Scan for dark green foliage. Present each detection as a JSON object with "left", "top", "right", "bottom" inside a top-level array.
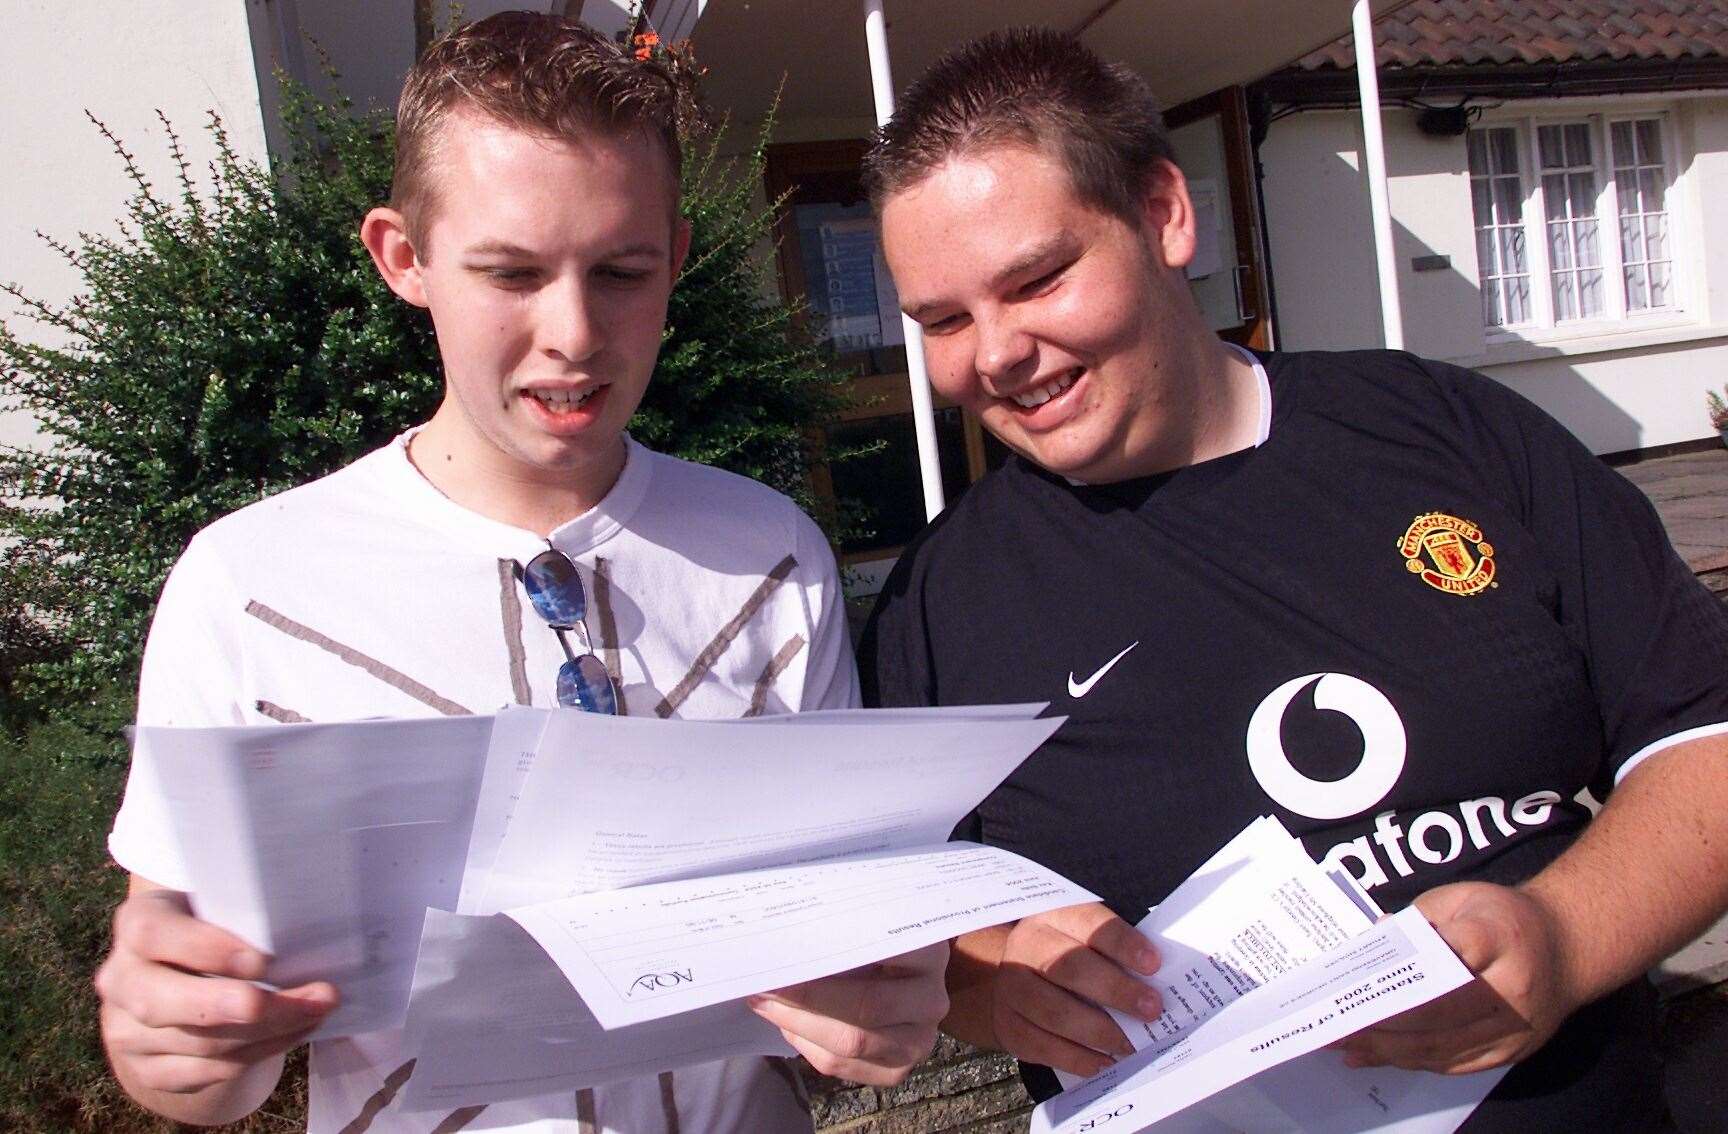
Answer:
[
  {"left": 0, "top": 87, "right": 436, "bottom": 707},
  {"left": 636, "top": 123, "right": 856, "bottom": 533},
  {"left": 0, "top": 82, "right": 853, "bottom": 707}
]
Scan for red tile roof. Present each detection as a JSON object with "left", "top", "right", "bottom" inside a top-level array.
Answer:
[{"left": 1298, "top": 0, "right": 1728, "bottom": 70}]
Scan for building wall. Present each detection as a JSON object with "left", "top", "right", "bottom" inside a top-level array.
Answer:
[
  {"left": 1261, "top": 97, "right": 1728, "bottom": 454},
  {"left": 0, "top": 0, "right": 273, "bottom": 451}
]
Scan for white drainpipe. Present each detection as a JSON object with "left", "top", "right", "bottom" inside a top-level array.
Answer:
[
  {"left": 863, "top": 0, "right": 947, "bottom": 520},
  {"left": 1353, "top": 0, "right": 1404, "bottom": 350}
]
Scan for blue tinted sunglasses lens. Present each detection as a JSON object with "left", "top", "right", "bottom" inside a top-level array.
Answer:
[
  {"left": 522, "top": 550, "right": 587, "bottom": 627},
  {"left": 557, "top": 653, "right": 618, "bottom": 715}
]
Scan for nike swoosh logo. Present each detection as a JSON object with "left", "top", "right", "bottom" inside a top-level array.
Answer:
[{"left": 1067, "top": 642, "right": 1140, "bottom": 698}]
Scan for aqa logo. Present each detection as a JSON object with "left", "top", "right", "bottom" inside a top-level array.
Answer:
[
  {"left": 1399, "top": 512, "right": 1496, "bottom": 596},
  {"left": 629, "top": 969, "right": 694, "bottom": 996}
]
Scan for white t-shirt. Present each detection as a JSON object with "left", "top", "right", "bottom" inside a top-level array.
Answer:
[{"left": 110, "top": 431, "right": 857, "bottom": 1134}]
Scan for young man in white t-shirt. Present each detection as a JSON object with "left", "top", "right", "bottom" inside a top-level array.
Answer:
[{"left": 94, "top": 13, "right": 948, "bottom": 1132}]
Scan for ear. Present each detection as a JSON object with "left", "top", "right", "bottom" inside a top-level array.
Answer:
[
  {"left": 360, "top": 207, "right": 430, "bottom": 308},
  {"left": 669, "top": 216, "right": 693, "bottom": 279},
  {"left": 1134, "top": 159, "right": 1198, "bottom": 273}
]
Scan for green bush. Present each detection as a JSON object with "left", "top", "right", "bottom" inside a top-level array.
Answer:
[{"left": 0, "top": 80, "right": 853, "bottom": 708}]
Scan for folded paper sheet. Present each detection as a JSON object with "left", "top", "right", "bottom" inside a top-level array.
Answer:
[
  {"left": 136, "top": 702, "right": 1097, "bottom": 1107},
  {"left": 1042, "top": 817, "right": 1505, "bottom": 1134}
]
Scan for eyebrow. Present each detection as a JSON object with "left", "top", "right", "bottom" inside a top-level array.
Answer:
[
  {"left": 462, "top": 239, "right": 667, "bottom": 260},
  {"left": 901, "top": 232, "right": 1078, "bottom": 320},
  {"left": 988, "top": 233, "right": 1077, "bottom": 290}
]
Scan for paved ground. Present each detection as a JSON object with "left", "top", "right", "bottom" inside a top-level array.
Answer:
[
  {"left": 1620, "top": 443, "right": 1728, "bottom": 1132},
  {"left": 1621, "top": 445, "right": 1728, "bottom": 574}
]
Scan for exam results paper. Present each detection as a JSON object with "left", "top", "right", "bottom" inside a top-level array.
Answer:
[
  {"left": 133, "top": 703, "right": 1100, "bottom": 1104},
  {"left": 402, "top": 705, "right": 1100, "bottom": 1108},
  {"left": 1042, "top": 817, "right": 1506, "bottom": 1133}
]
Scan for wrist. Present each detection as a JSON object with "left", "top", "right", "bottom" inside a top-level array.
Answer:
[{"left": 1515, "top": 878, "right": 1596, "bottom": 1012}]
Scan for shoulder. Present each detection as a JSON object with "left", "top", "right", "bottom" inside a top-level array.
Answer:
[
  {"left": 631, "top": 446, "right": 837, "bottom": 582},
  {"left": 1267, "top": 348, "right": 1536, "bottom": 423},
  {"left": 186, "top": 443, "right": 404, "bottom": 559},
  {"left": 1267, "top": 348, "right": 1579, "bottom": 470},
  {"left": 874, "top": 460, "right": 1032, "bottom": 597}
]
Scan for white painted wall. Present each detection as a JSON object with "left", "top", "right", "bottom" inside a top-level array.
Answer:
[
  {"left": 1261, "top": 98, "right": 1728, "bottom": 454},
  {"left": 1, "top": 0, "right": 272, "bottom": 452}
]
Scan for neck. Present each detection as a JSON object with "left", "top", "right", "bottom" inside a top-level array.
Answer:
[
  {"left": 1182, "top": 336, "right": 1262, "bottom": 466},
  {"left": 407, "top": 406, "right": 626, "bottom": 537}
]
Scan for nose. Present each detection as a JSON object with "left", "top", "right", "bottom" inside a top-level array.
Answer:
[
  {"left": 972, "top": 310, "right": 1036, "bottom": 392},
  {"left": 540, "top": 276, "right": 603, "bottom": 365}
]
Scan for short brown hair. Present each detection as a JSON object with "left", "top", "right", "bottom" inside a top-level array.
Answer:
[
  {"left": 393, "top": 11, "right": 684, "bottom": 249},
  {"left": 862, "top": 27, "right": 1175, "bottom": 224}
]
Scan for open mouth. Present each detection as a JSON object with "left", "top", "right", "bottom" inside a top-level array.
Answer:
[
  {"left": 1008, "top": 369, "right": 1080, "bottom": 410},
  {"left": 526, "top": 387, "right": 600, "bottom": 412}
]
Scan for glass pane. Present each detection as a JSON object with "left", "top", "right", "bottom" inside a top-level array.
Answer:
[
  {"left": 1569, "top": 172, "right": 1596, "bottom": 217},
  {"left": 1612, "top": 121, "right": 1634, "bottom": 165},
  {"left": 1538, "top": 125, "right": 1565, "bottom": 169},
  {"left": 1579, "top": 268, "right": 1604, "bottom": 318},
  {"left": 1483, "top": 280, "right": 1503, "bottom": 327},
  {"left": 1467, "top": 130, "right": 1489, "bottom": 173},
  {"left": 1577, "top": 219, "right": 1600, "bottom": 268},
  {"left": 1553, "top": 270, "right": 1576, "bottom": 321},
  {"left": 1646, "top": 214, "right": 1667, "bottom": 261},
  {"left": 829, "top": 409, "right": 970, "bottom": 554},
  {"left": 1564, "top": 123, "right": 1592, "bottom": 166},
  {"left": 1636, "top": 119, "right": 1663, "bottom": 164},
  {"left": 1501, "top": 228, "right": 1528, "bottom": 275},
  {"left": 1625, "top": 264, "right": 1648, "bottom": 311},
  {"left": 1470, "top": 178, "right": 1492, "bottom": 224},
  {"left": 1476, "top": 227, "right": 1497, "bottom": 274},
  {"left": 1650, "top": 261, "right": 1672, "bottom": 308},
  {"left": 1615, "top": 168, "right": 1640, "bottom": 214},
  {"left": 1620, "top": 216, "right": 1644, "bottom": 263},
  {"left": 1549, "top": 222, "right": 1573, "bottom": 271},
  {"left": 1492, "top": 129, "right": 1520, "bottom": 175},
  {"left": 1644, "top": 166, "right": 1668, "bottom": 207},
  {"left": 1541, "top": 174, "right": 1566, "bottom": 219},
  {"left": 1507, "top": 276, "right": 1531, "bottom": 325},
  {"left": 1494, "top": 177, "right": 1523, "bottom": 223}
]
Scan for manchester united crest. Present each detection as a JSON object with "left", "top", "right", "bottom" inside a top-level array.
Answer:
[{"left": 1399, "top": 512, "right": 1496, "bottom": 595}]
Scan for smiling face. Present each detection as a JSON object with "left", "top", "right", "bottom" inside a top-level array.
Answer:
[
  {"left": 364, "top": 109, "right": 688, "bottom": 521},
  {"left": 880, "top": 143, "right": 1223, "bottom": 484}
]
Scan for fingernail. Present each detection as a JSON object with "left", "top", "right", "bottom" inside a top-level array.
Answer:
[
  {"left": 230, "top": 950, "right": 265, "bottom": 979},
  {"left": 1138, "top": 948, "right": 1160, "bottom": 972},
  {"left": 1137, "top": 993, "right": 1162, "bottom": 1018}
]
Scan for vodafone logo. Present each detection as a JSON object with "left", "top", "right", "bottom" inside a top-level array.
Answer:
[{"left": 1246, "top": 673, "right": 1407, "bottom": 820}]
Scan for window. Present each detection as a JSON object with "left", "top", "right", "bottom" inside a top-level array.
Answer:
[{"left": 1466, "top": 113, "right": 1679, "bottom": 334}]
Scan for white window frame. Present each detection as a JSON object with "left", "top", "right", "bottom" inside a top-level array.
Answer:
[{"left": 1467, "top": 107, "right": 1689, "bottom": 344}]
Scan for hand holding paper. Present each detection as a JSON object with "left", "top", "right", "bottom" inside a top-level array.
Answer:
[
  {"left": 748, "top": 941, "right": 950, "bottom": 1085},
  {"left": 95, "top": 883, "right": 336, "bottom": 1108},
  {"left": 977, "top": 903, "right": 1164, "bottom": 1078},
  {"left": 1336, "top": 880, "right": 1573, "bottom": 1075}
]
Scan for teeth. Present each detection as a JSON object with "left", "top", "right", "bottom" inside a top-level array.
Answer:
[
  {"left": 531, "top": 388, "right": 596, "bottom": 410},
  {"left": 1011, "top": 370, "right": 1077, "bottom": 409}
]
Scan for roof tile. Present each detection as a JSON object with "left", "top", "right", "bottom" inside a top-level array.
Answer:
[{"left": 1296, "top": 0, "right": 1728, "bottom": 70}]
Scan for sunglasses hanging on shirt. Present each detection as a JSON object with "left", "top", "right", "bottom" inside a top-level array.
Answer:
[{"left": 516, "top": 548, "right": 619, "bottom": 715}]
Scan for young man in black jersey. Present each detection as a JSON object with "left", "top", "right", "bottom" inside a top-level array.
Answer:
[{"left": 859, "top": 27, "right": 1728, "bottom": 1131}]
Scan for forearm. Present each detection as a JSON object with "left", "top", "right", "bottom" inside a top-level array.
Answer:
[
  {"left": 943, "top": 924, "right": 1009, "bottom": 1050},
  {"left": 1521, "top": 736, "right": 1728, "bottom": 1007},
  {"left": 103, "top": 1003, "right": 285, "bottom": 1126}
]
